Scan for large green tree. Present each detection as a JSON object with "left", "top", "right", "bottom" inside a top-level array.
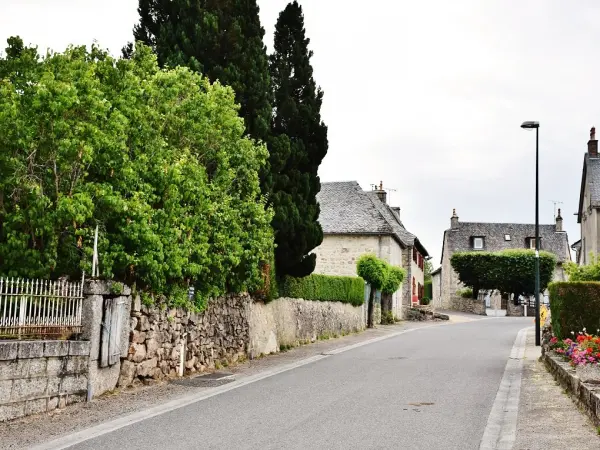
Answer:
[
  {"left": 125, "top": 0, "right": 272, "bottom": 152},
  {"left": 0, "top": 38, "right": 273, "bottom": 308},
  {"left": 269, "top": 1, "right": 328, "bottom": 277}
]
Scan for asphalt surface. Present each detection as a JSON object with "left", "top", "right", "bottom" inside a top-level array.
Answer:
[{"left": 64, "top": 317, "right": 529, "bottom": 450}]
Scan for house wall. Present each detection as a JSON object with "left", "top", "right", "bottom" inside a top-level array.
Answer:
[
  {"left": 431, "top": 271, "right": 442, "bottom": 308},
  {"left": 580, "top": 181, "right": 600, "bottom": 265},
  {"left": 313, "top": 234, "right": 405, "bottom": 318}
]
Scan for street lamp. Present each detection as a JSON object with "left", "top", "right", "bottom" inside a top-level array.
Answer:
[{"left": 521, "top": 120, "right": 541, "bottom": 346}]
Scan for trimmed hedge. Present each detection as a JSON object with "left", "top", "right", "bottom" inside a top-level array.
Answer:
[
  {"left": 281, "top": 274, "right": 365, "bottom": 307},
  {"left": 549, "top": 281, "right": 600, "bottom": 339}
]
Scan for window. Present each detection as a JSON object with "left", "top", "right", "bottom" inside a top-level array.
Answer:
[
  {"left": 413, "top": 248, "right": 417, "bottom": 263},
  {"left": 472, "top": 237, "right": 484, "bottom": 250},
  {"left": 504, "top": 234, "right": 511, "bottom": 241},
  {"left": 527, "top": 237, "right": 538, "bottom": 249}
]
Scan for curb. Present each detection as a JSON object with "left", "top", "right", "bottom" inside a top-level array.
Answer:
[{"left": 542, "top": 351, "right": 600, "bottom": 427}]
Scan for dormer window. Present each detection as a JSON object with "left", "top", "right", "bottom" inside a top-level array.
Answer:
[
  {"left": 472, "top": 237, "right": 484, "bottom": 250},
  {"left": 504, "top": 234, "right": 511, "bottom": 241},
  {"left": 527, "top": 237, "right": 538, "bottom": 249}
]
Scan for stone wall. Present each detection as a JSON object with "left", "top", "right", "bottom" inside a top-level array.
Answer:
[
  {"left": 0, "top": 340, "right": 90, "bottom": 422},
  {"left": 247, "top": 298, "right": 365, "bottom": 358},
  {"left": 118, "top": 294, "right": 250, "bottom": 386},
  {"left": 442, "top": 295, "right": 486, "bottom": 315}
]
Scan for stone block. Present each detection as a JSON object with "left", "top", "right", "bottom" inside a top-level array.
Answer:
[
  {"left": 0, "top": 342, "right": 18, "bottom": 361},
  {"left": 131, "top": 343, "right": 146, "bottom": 363},
  {"left": 28, "top": 358, "right": 47, "bottom": 377},
  {"left": 118, "top": 360, "right": 136, "bottom": 387},
  {"left": 132, "top": 331, "right": 146, "bottom": 344},
  {"left": 46, "top": 357, "right": 64, "bottom": 375},
  {"left": 11, "top": 377, "right": 47, "bottom": 401},
  {"left": 17, "top": 341, "right": 44, "bottom": 359},
  {"left": 61, "top": 375, "right": 87, "bottom": 393},
  {"left": 69, "top": 341, "right": 90, "bottom": 356},
  {"left": 146, "top": 339, "right": 159, "bottom": 359},
  {"left": 0, "top": 359, "right": 29, "bottom": 381},
  {"left": 136, "top": 358, "right": 157, "bottom": 377},
  {"left": 81, "top": 294, "right": 103, "bottom": 354},
  {"left": 67, "top": 392, "right": 86, "bottom": 405},
  {"left": 66, "top": 356, "right": 88, "bottom": 374},
  {"left": 44, "top": 341, "right": 69, "bottom": 357},
  {"left": 0, "top": 402, "right": 25, "bottom": 422},
  {"left": 47, "top": 396, "right": 59, "bottom": 411},
  {"left": 46, "top": 377, "right": 62, "bottom": 396},
  {"left": 25, "top": 398, "right": 48, "bottom": 416},
  {"left": 0, "top": 380, "right": 12, "bottom": 402},
  {"left": 88, "top": 362, "right": 120, "bottom": 398},
  {"left": 84, "top": 280, "right": 110, "bottom": 295}
]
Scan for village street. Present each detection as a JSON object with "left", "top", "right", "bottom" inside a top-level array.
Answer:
[{"left": 19, "top": 316, "right": 597, "bottom": 450}]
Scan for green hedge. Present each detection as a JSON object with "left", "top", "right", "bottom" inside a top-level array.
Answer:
[
  {"left": 281, "top": 274, "right": 365, "bottom": 307},
  {"left": 549, "top": 281, "right": 600, "bottom": 339}
]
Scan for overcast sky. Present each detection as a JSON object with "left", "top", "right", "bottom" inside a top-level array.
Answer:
[{"left": 2, "top": 0, "right": 596, "bottom": 265}]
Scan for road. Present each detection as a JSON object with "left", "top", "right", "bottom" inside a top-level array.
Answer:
[{"left": 54, "top": 317, "right": 530, "bottom": 450}]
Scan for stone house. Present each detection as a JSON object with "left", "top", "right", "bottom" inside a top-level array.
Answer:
[
  {"left": 439, "top": 209, "right": 571, "bottom": 312},
  {"left": 576, "top": 127, "right": 600, "bottom": 265},
  {"left": 313, "top": 181, "right": 430, "bottom": 318}
]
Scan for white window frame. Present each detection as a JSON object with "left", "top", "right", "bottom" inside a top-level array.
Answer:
[
  {"left": 473, "top": 237, "right": 484, "bottom": 250},
  {"left": 528, "top": 238, "right": 537, "bottom": 249},
  {"left": 504, "top": 234, "right": 511, "bottom": 241}
]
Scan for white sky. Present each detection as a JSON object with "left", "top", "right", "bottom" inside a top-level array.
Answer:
[{"left": 2, "top": 0, "right": 597, "bottom": 264}]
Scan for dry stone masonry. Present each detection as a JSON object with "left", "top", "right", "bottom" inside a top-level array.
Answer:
[{"left": 119, "top": 294, "right": 250, "bottom": 386}]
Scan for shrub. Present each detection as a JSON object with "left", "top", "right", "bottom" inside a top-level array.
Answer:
[
  {"left": 0, "top": 38, "right": 274, "bottom": 309},
  {"left": 457, "top": 288, "right": 473, "bottom": 298},
  {"left": 280, "top": 274, "right": 364, "bottom": 307},
  {"left": 451, "top": 249, "right": 556, "bottom": 298},
  {"left": 549, "top": 282, "right": 600, "bottom": 339},
  {"left": 421, "top": 297, "right": 431, "bottom": 305},
  {"left": 381, "top": 310, "right": 395, "bottom": 325}
]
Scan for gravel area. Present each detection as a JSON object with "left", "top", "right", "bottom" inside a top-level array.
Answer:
[
  {"left": 0, "top": 320, "right": 435, "bottom": 450},
  {"left": 514, "top": 331, "right": 600, "bottom": 449}
]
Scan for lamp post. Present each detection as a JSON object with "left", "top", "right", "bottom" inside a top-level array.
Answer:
[{"left": 521, "top": 120, "right": 541, "bottom": 346}]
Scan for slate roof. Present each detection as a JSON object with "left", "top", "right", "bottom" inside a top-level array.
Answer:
[
  {"left": 441, "top": 221, "right": 571, "bottom": 264},
  {"left": 317, "top": 181, "right": 429, "bottom": 255},
  {"left": 578, "top": 154, "right": 600, "bottom": 222}
]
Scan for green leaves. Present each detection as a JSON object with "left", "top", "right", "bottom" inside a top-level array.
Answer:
[
  {"left": 549, "top": 282, "right": 600, "bottom": 339},
  {"left": 450, "top": 249, "right": 557, "bottom": 297},
  {"left": 281, "top": 274, "right": 364, "bottom": 307},
  {"left": 382, "top": 265, "right": 406, "bottom": 295},
  {"left": 0, "top": 38, "right": 274, "bottom": 309}
]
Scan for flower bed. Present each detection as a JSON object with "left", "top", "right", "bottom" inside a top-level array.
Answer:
[{"left": 549, "top": 329, "right": 600, "bottom": 373}]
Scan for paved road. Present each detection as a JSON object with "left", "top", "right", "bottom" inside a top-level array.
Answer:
[{"left": 68, "top": 318, "right": 529, "bottom": 450}]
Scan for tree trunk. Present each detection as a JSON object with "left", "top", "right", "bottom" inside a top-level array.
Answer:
[
  {"left": 367, "top": 289, "right": 374, "bottom": 328},
  {"left": 382, "top": 292, "right": 393, "bottom": 315}
]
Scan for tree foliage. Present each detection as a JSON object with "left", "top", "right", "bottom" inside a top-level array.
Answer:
[
  {"left": 564, "top": 256, "right": 600, "bottom": 281},
  {"left": 356, "top": 254, "right": 387, "bottom": 290},
  {"left": 549, "top": 282, "right": 600, "bottom": 339},
  {"left": 381, "top": 265, "right": 406, "bottom": 295},
  {"left": 127, "top": 0, "right": 272, "bottom": 158},
  {"left": 281, "top": 274, "right": 364, "bottom": 306},
  {"left": 0, "top": 38, "right": 273, "bottom": 308},
  {"left": 450, "top": 249, "right": 556, "bottom": 298},
  {"left": 269, "top": 1, "right": 328, "bottom": 277}
]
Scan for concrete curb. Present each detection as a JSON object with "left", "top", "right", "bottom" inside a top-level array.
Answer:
[{"left": 542, "top": 351, "right": 600, "bottom": 427}]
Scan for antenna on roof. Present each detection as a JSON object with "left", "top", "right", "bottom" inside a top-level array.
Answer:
[{"left": 550, "top": 200, "right": 563, "bottom": 220}]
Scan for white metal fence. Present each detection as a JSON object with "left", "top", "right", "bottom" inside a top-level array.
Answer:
[{"left": 0, "top": 276, "right": 84, "bottom": 339}]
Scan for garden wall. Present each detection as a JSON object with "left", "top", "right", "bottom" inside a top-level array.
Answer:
[
  {"left": 0, "top": 340, "right": 90, "bottom": 422},
  {"left": 441, "top": 294, "right": 485, "bottom": 315},
  {"left": 247, "top": 298, "right": 365, "bottom": 358}
]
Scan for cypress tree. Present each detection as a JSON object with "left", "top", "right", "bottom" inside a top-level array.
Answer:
[
  {"left": 269, "top": 1, "right": 328, "bottom": 277},
  {"left": 125, "top": 0, "right": 272, "bottom": 147}
]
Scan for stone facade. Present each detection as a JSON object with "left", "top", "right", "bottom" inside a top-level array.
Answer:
[
  {"left": 313, "top": 234, "right": 404, "bottom": 318},
  {"left": 119, "top": 294, "right": 250, "bottom": 386},
  {"left": 0, "top": 340, "right": 90, "bottom": 422},
  {"left": 577, "top": 130, "right": 600, "bottom": 266},
  {"left": 247, "top": 298, "right": 365, "bottom": 358}
]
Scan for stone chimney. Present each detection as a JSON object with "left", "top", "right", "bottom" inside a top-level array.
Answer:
[
  {"left": 391, "top": 206, "right": 401, "bottom": 220},
  {"left": 589, "top": 127, "right": 598, "bottom": 157},
  {"left": 556, "top": 208, "right": 563, "bottom": 232},
  {"left": 451, "top": 209, "right": 459, "bottom": 229},
  {"left": 373, "top": 181, "right": 387, "bottom": 204}
]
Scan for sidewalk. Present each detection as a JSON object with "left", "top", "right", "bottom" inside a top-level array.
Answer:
[
  {"left": 513, "top": 330, "right": 600, "bottom": 449},
  {"left": 0, "top": 320, "right": 438, "bottom": 450}
]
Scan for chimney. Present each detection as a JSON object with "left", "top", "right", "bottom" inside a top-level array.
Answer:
[
  {"left": 374, "top": 180, "right": 387, "bottom": 204},
  {"left": 556, "top": 208, "right": 563, "bottom": 232},
  {"left": 391, "top": 206, "right": 401, "bottom": 220},
  {"left": 589, "top": 127, "right": 598, "bottom": 157},
  {"left": 451, "top": 208, "right": 459, "bottom": 229}
]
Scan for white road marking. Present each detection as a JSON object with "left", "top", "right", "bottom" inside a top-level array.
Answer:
[{"left": 479, "top": 326, "right": 531, "bottom": 450}]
